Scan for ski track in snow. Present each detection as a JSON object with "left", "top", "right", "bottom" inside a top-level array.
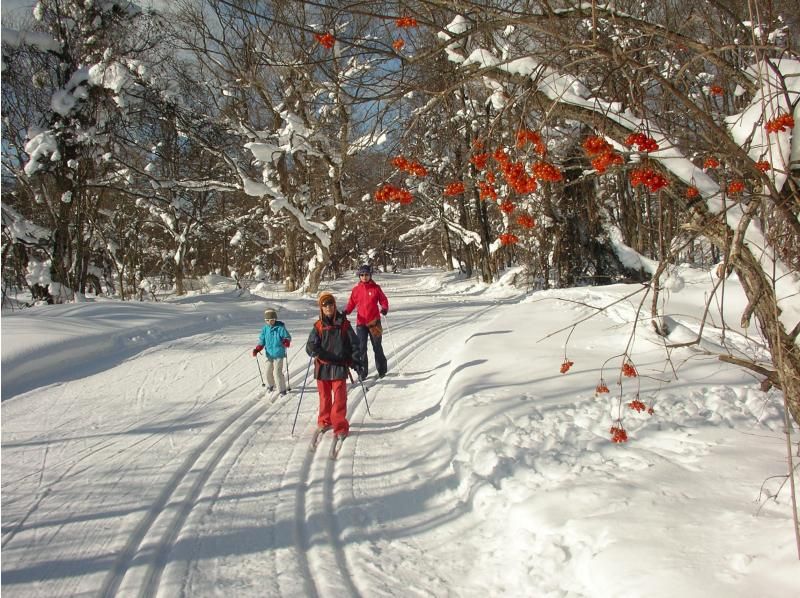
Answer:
[
  {"left": 0, "top": 274, "right": 518, "bottom": 597},
  {"left": 101, "top": 391, "right": 265, "bottom": 597},
  {"left": 304, "top": 295, "right": 503, "bottom": 597},
  {"left": 177, "top": 283, "right": 505, "bottom": 597},
  {"left": 4, "top": 270, "right": 797, "bottom": 597},
  {"left": 275, "top": 281, "right": 504, "bottom": 598}
]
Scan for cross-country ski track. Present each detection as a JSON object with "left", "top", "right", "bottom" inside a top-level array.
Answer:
[{"left": 2, "top": 273, "right": 518, "bottom": 597}]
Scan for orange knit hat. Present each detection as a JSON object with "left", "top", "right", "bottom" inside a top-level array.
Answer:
[{"left": 318, "top": 291, "right": 336, "bottom": 318}]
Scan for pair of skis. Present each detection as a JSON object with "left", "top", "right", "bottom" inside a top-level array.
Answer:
[
  {"left": 303, "top": 369, "right": 378, "bottom": 458},
  {"left": 309, "top": 425, "right": 346, "bottom": 459},
  {"left": 266, "top": 389, "right": 290, "bottom": 403}
]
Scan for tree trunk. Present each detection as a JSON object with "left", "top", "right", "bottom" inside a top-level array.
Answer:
[
  {"left": 51, "top": 189, "right": 75, "bottom": 302},
  {"left": 686, "top": 209, "right": 800, "bottom": 425},
  {"left": 305, "top": 245, "right": 329, "bottom": 295},
  {"left": 441, "top": 220, "right": 454, "bottom": 270},
  {"left": 284, "top": 227, "right": 298, "bottom": 292}
]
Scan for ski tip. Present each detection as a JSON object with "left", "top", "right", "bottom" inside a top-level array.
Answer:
[{"left": 328, "top": 435, "right": 347, "bottom": 459}]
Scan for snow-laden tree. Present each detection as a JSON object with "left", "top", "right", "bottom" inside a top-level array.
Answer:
[
  {"left": 388, "top": 2, "right": 800, "bottom": 426},
  {"left": 1, "top": 0, "right": 169, "bottom": 301},
  {"left": 369, "top": 6, "right": 654, "bottom": 286},
  {"left": 165, "top": 0, "right": 404, "bottom": 293}
]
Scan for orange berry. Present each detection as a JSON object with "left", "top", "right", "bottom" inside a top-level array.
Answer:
[{"left": 314, "top": 32, "right": 335, "bottom": 49}]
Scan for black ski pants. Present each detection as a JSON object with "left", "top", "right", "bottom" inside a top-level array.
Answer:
[{"left": 356, "top": 324, "right": 387, "bottom": 378}]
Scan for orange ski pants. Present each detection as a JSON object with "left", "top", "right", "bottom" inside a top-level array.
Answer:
[{"left": 317, "top": 378, "right": 349, "bottom": 436}]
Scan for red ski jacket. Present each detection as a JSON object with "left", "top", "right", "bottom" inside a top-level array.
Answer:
[{"left": 344, "top": 279, "right": 389, "bottom": 326}]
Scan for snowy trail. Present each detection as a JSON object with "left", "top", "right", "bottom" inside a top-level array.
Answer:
[
  {"left": 283, "top": 295, "right": 503, "bottom": 598},
  {"left": 0, "top": 272, "right": 512, "bottom": 597},
  {"left": 2, "top": 330, "right": 263, "bottom": 596},
  {"left": 170, "top": 283, "right": 510, "bottom": 597},
  {"left": 3, "top": 269, "right": 797, "bottom": 597}
]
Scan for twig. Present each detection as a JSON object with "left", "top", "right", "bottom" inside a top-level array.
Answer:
[{"left": 537, "top": 285, "right": 648, "bottom": 342}]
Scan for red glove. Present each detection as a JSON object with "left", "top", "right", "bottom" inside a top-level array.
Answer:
[
  {"left": 282, "top": 338, "right": 291, "bottom": 348},
  {"left": 252, "top": 345, "right": 263, "bottom": 357}
]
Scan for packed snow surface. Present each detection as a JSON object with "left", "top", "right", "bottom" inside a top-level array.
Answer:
[{"left": 2, "top": 268, "right": 797, "bottom": 597}]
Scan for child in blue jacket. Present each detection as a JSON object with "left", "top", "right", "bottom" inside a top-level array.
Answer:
[{"left": 252, "top": 308, "right": 292, "bottom": 395}]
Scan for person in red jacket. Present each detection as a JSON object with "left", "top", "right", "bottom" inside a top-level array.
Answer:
[{"left": 344, "top": 264, "right": 389, "bottom": 379}]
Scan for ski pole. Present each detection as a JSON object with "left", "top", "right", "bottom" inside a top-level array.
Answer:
[
  {"left": 291, "top": 354, "right": 314, "bottom": 436},
  {"left": 358, "top": 377, "right": 372, "bottom": 416},
  {"left": 285, "top": 349, "right": 291, "bottom": 391},
  {"left": 255, "top": 353, "right": 265, "bottom": 387},
  {"left": 349, "top": 370, "right": 372, "bottom": 417}
]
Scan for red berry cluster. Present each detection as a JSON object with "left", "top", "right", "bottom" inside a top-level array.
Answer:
[
  {"left": 595, "top": 381, "right": 610, "bottom": 394},
  {"left": 532, "top": 161, "right": 563, "bottom": 182},
  {"left": 392, "top": 156, "right": 428, "bottom": 177},
  {"left": 499, "top": 233, "right": 518, "bottom": 245},
  {"left": 628, "top": 399, "right": 647, "bottom": 412},
  {"left": 685, "top": 186, "right": 699, "bottom": 198},
  {"left": 709, "top": 85, "right": 724, "bottom": 96},
  {"left": 582, "top": 135, "right": 611, "bottom": 155},
  {"left": 582, "top": 136, "right": 623, "bottom": 173},
  {"left": 471, "top": 152, "right": 489, "bottom": 171},
  {"left": 478, "top": 181, "right": 497, "bottom": 201},
  {"left": 375, "top": 184, "right": 413, "bottom": 204},
  {"left": 765, "top": 113, "right": 795, "bottom": 134},
  {"left": 591, "top": 152, "right": 624, "bottom": 173},
  {"left": 621, "top": 361, "right": 637, "bottom": 377},
  {"left": 392, "top": 39, "right": 405, "bottom": 51},
  {"left": 516, "top": 214, "right": 535, "bottom": 229},
  {"left": 703, "top": 156, "right": 719, "bottom": 169},
  {"left": 629, "top": 167, "right": 669, "bottom": 192},
  {"left": 409, "top": 163, "right": 427, "bottom": 176},
  {"left": 493, "top": 147, "right": 509, "bottom": 164},
  {"left": 625, "top": 132, "right": 659, "bottom": 153},
  {"left": 500, "top": 160, "right": 538, "bottom": 194},
  {"left": 754, "top": 160, "right": 771, "bottom": 172},
  {"left": 727, "top": 180, "right": 745, "bottom": 194},
  {"left": 515, "top": 129, "right": 546, "bottom": 155},
  {"left": 499, "top": 200, "right": 515, "bottom": 214},
  {"left": 560, "top": 359, "right": 574, "bottom": 374},
  {"left": 610, "top": 423, "right": 628, "bottom": 443},
  {"left": 443, "top": 182, "right": 465, "bottom": 196},
  {"left": 314, "top": 33, "right": 335, "bottom": 49},
  {"left": 395, "top": 16, "right": 418, "bottom": 28}
]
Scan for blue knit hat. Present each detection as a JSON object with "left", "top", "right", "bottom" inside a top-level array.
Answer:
[{"left": 357, "top": 264, "right": 372, "bottom": 276}]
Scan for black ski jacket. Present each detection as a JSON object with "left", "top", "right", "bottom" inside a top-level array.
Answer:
[{"left": 306, "top": 311, "right": 362, "bottom": 380}]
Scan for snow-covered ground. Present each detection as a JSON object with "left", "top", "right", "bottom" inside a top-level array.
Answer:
[{"left": 2, "top": 268, "right": 797, "bottom": 597}]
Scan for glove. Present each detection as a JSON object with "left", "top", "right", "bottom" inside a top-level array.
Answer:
[
  {"left": 282, "top": 338, "right": 291, "bottom": 348},
  {"left": 380, "top": 308, "right": 388, "bottom": 316},
  {"left": 252, "top": 345, "right": 263, "bottom": 357},
  {"left": 353, "top": 363, "right": 366, "bottom": 380}
]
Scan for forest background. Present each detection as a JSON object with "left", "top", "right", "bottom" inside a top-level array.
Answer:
[{"left": 2, "top": 1, "right": 800, "bottom": 443}]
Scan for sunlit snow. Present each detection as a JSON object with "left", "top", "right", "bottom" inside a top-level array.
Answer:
[{"left": 2, "top": 268, "right": 797, "bottom": 597}]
